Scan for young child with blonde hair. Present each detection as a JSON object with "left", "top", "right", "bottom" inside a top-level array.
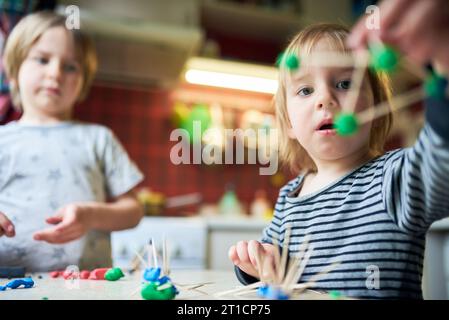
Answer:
[
  {"left": 0, "top": 11, "right": 144, "bottom": 271},
  {"left": 229, "top": 7, "right": 449, "bottom": 298}
]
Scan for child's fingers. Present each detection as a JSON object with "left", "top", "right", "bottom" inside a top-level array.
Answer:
[
  {"left": 261, "top": 254, "right": 276, "bottom": 280},
  {"left": 41, "top": 212, "right": 76, "bottom": 235},
  {"left": 236, "top": 241, "right": 251, "bottom": 265},
  {"left": 33, "top": 227, "right": 62, "bottom": 242},
  {"left": 261, "top": 242, "right": 277, "bottom": 255},
  {"left": 33, "top": 221, "right": 73, "bottom": 242},
  {"left": 0, "top": 212, "right": 15, "bottom": 237},
  {"left": 34, "top": 233, "right": 74, "bottom": 244},
  {"left": 35, "top": 210, "right": 84, "bottom": 243},
  {"left": 389, "top": 2, "right": 438, "bottom": 65},
  {"left": 347, "top": 0, "right": 413, "bottom": 49},
  {"left": 234, "top": 241, "right": 261, "bottom": 277},
  {"left": 247, "top": 240, "right": 264, "bottom": 268},
  {"left": 0, "top": 222, "right": 15, "bottom": 237},
  {"left": 33, "top": 227, "right": 80, "bottom": 244},
  {"left": 378, "top": 0, "right": 415, "bottom": 33},
  {"left": 45, "top": 216, "right": 63, "bottom": 225},
  {"left": 346, "top": 15, "right": 368, "bottom": 49},
  {"left": 228, "top": 245, "right": 240, "bottom": 265},
  {"left": 46, "top": 208, "right": 66, "bottom": 224},
  {"left": 44, "top": 230, "right": 81, "bottom": 244}
]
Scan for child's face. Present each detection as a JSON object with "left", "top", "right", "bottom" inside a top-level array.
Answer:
[
  {"left": 15, "top": 26, "right": 83, "bottom": 119},
  {"left": 285, "top": 39, "right": 375, "bottom": 164}
]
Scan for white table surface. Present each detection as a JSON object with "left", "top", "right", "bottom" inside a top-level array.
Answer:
[
  {"left": 0, "top": 269, "right": 334, "bottom": 300},
  {"left": 0, "top": 270, "right": 240, "bottom": 300}
]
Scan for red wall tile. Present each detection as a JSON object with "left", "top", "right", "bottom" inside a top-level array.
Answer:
[{"left": 75, "top": 84, "right": 283, "bottom": 216}]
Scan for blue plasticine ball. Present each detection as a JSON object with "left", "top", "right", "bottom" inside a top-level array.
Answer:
[{"left": 143, "top": 267, "right": 161, "bottom": 282}]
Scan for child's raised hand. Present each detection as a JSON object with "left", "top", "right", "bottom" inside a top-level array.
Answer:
[
  {"left": 348, "top": 0, "right": 449, "bottom": 73},
  {"left": 0, "top": 211, "right": 15, "bottom": 238},
  {"left": 228, "top": 240, "right": 277, "bottom": 279},
  {"left": 33, "top": 204, "right": 90, "bottom": 244}
]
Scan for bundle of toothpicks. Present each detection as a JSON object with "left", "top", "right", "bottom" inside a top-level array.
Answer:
[{"left": 215, "top": 226, "right": 340, "bottom": 300}]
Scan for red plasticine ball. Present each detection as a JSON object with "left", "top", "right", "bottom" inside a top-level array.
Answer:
[
  {"left": 88, "top": 268, "right": 109, "bottom": 280},
  {"left": 62, "top": 270, "right": 79, "bottom": 280}
]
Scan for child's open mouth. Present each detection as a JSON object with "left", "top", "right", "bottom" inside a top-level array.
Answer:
[{"left": 316, "top": 121, "right": 336, "bottom": 136}]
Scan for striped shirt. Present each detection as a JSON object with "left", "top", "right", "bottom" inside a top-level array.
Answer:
[{"left": 236, "top": 97, "right": 449, "bottom": 299}]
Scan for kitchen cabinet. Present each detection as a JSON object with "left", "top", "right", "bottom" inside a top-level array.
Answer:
[
  {"left": 423, "top": 218, "right": 449, "bottom": 299},
  {"left": 111, "top": 216, "right": 266, "bottom": 271},
  {"left": 205, "top": 218, "right": 266, "bottom": 270}
]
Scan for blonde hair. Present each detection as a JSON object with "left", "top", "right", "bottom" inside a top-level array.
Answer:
[
  {"left": 2, "top": 11, "right": 97, "bottom": 110},
  {"left": 275, "top": 23, "right": 393, "bottom": 174}
]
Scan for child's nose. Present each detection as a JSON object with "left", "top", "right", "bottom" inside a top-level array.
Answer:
[
  {"left": 46, "top": 61, "right": 62, "bottom": 81},
  {"left": 315, "top": 88, "right": 337, "bottom": 110}
]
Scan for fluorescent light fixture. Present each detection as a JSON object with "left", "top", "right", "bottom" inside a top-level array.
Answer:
[{"left": 185, "top": 57, "right": 278, "bottom": 94}]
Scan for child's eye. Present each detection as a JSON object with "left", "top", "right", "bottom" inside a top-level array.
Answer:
[
  {"left": 34, "top": 57, "right": 49, "bottom": 65},
  {"left": 336, "top": 79, "right": 351, "bottom": 90},
  {"left": 297, "top": 87, "right": 314, "bottom": 96},
  {"left": 63, "top": 63, "right": 79, "bottom": 73}
]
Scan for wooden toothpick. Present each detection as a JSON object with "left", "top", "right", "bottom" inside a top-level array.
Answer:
[
  {"left": 302, "top": 51, "right": 358, "bottom": 68},
  {"left": 290, "top": 261, "right": 341, "bottom": 294},
  {"left": 281, "top": 234, "right": 311, "bottom": 286},
  {"left": 152, "top": 237, "right": 158, "bottom": 268},
  {"left": 162, "top": 236, "right": 170, "bottom": 276},
  {"left": 254, "top": 246, "right": 266, "bottom": 283},
  {"left": 400, "top": 57, "right": 428, "bottom": 81},
  {"left": 214, "top": 281, "right": 264, "bottom": 297},
  {"left": 282, "top": 245, "right": 311, "bottom": 291},
  {"left": 147, "top": 238, "right": 153, "bottom": 268},
  {"left": 286, "top": 246, "right": 314, "bottom": 293},
  {"left": 278, "top": 225, "right": 292, "bottom": 283},
  {"left": 357, "top": 85, "right": 425, "bottom": 126},
  {"left": 132, "top": 247, "right": 148, "bottom": 270},
  {"left": 269, "top": 233, "right": 282, "bottom": 284},
  {"left": 345, "top": 50, "right": 370, "bottom": 114}
]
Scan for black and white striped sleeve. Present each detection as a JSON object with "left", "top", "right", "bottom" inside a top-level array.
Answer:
[{"left": 382, "top": 96, "right": 449, "bottom": 235}]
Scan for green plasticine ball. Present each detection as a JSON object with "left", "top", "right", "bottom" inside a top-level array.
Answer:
[
  {"left": 104, "top": 267, "right": 124, "bottom": 281},
  {"left": 276, "top": 52, "right": 300, "bottom": 71},
  {"left": 328, "top": 290, "right": 342, "bottom": 300},
  {"left": 285, "top": 54, "right": 300, "bottom": 71},
  {"left": 334, "top": 113, "right": 359, "bottom": 136},
  {"left": 141, "top": 282, "right": 177, "bottom": 300},
  {"left": 369, "top": 44, "right": 399, "bottom": 72},
  {"left": 424, "top": 72, "right": 448, "bottom": 100}
]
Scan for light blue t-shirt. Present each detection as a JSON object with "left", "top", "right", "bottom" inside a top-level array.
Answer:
[{"left": 0, "top": 121, "right": 144, "bottom": 271}]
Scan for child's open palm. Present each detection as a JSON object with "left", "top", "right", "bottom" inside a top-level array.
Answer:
[{"left": 33, "top": 204, "right": 89, "bottom": 244}]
